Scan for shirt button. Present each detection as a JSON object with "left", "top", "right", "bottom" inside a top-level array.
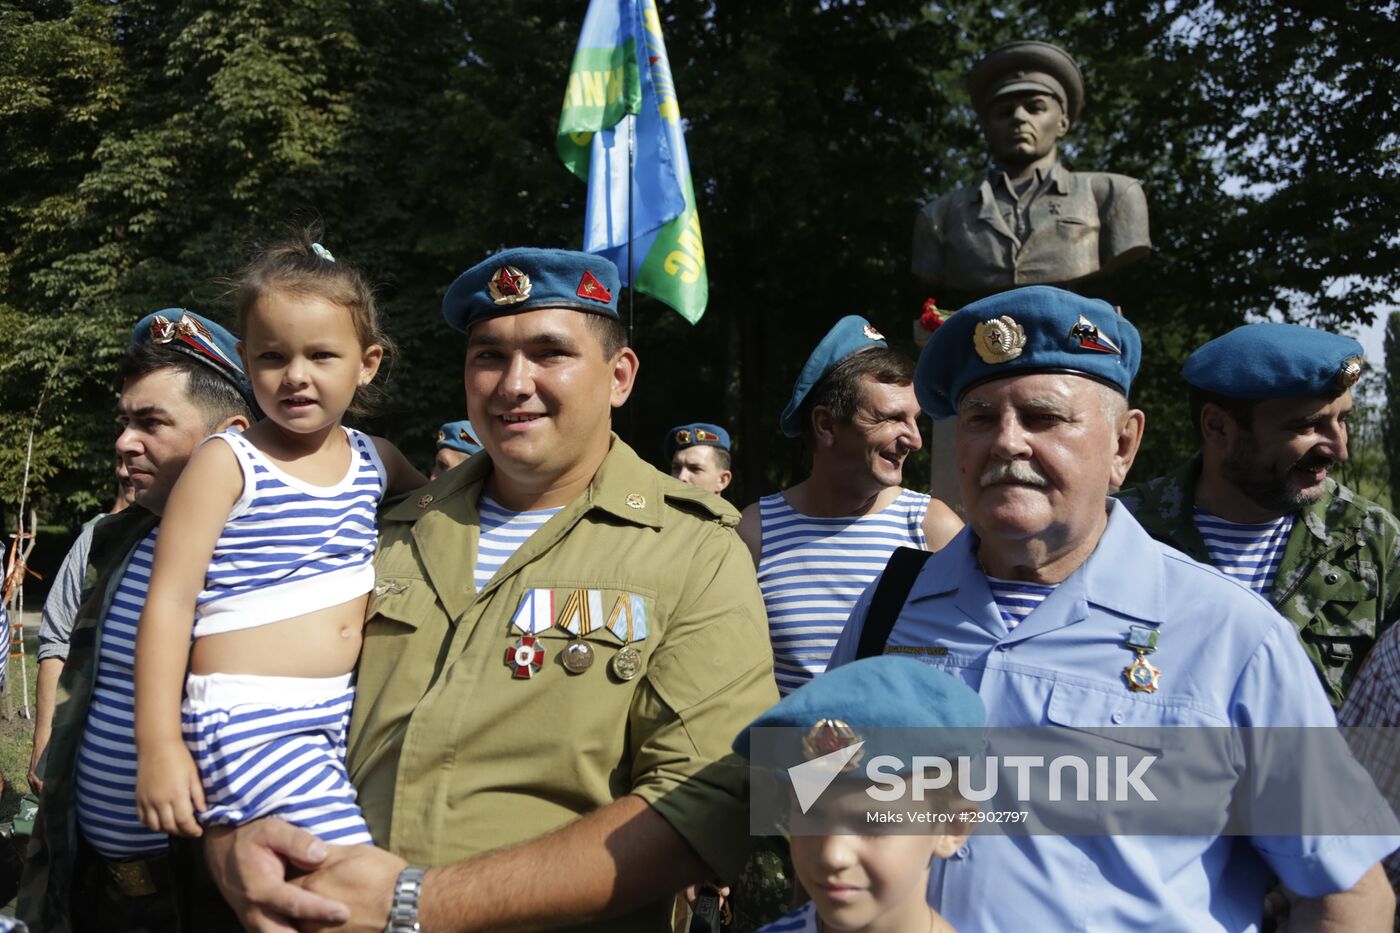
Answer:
[
  {"left": 956, "top": 845, "right": 970, "bottom": 859},
  {"left": 1325, "top": 571, "right": 1340, "bottom": 584},
  {"left": 1111, "top": 711, "right": 1126, "bottom": 724}
]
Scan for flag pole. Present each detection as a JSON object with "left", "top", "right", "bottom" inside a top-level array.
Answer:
[{"left": 626, "top": 115, "right": 636, "bottom": 348}]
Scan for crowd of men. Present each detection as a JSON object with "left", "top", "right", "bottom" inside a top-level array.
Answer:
[{"left": 5, "top": 238, "right": 1395, "bottom": 933}]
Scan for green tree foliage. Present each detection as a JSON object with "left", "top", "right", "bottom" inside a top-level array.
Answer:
[
  {"left": 2, "top": 0, "right": 1394, "bottom": 526},
  {"left": 1386, "top": 312, "right": 1400, "bottom": 506}
]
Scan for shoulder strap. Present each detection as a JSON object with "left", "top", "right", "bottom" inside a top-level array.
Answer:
[{"left": 855, "top": 547, "right": 932, "bottom": 660}]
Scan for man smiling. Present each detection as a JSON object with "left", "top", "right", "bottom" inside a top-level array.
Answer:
[
  {"left": 200, "top": 247, "right": 776, "bottom": 932},
  {"left": 1118, "top": 322, "right": 1400, "bottom": 707},
  {"left": 738, "top": 316, "right": 961, "bottom": 695}
]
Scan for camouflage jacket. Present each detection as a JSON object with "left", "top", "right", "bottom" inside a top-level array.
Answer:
[{"left": 1116, "top": 455, "right": 1400, "bottom": 707}]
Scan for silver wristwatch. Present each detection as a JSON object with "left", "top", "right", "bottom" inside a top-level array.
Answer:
[{"left": 384, "top": 865, "right": 427, "bottom": 933}]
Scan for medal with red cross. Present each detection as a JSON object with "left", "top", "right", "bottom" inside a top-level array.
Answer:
[{"left": 505, "top": 635, "right": 545, "bottom": 679}]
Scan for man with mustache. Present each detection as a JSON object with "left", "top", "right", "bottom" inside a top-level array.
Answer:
[
  {"left": 828, "top": 287, "right": 1396, "bottom": 930},
  {"left": 737, "top": 316, "right": 961, "bottom": 696},
  {"left": 1117, "top": 322, "right": 1400, "bottom": 707}
]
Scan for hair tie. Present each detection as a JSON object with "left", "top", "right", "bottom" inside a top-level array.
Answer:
[{"left": 311, "top": 242, "right": 336, "bottom": 263}]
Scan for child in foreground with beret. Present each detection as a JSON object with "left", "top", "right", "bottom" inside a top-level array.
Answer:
[{"left": 734, "top": 656, "right": 985, "bottom": 933}]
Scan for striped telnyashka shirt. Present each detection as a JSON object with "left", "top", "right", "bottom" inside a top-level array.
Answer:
[
  {"left": 194, "top": 427, "right": 385, "bottom": 637},
  {"left": 1193, "top": 508, "right": 1295, "bottom": 597},
  {"left": 986, "top": 577, "right": 1056, "bottom": 629},
  {"left": 758, "top": 489, "right": 930, "bottom": 696},
  {"left": 75, "top": 529, "right": 168, "bottom": 858},
  {"left": 474, "top": 497, "right": 563, "bottom": 592}
]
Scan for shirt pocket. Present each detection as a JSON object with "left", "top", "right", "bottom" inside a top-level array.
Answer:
[
  {"left": 1039, "top": 680, "right": 1240, "bottom": 835},
  {"left": 366, "top": 575, "right": 435, "bottom": 632}
]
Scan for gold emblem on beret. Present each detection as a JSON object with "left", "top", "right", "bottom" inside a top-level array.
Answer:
[
  {"left": 1336, "top": 357, "right": 1363, "bottom": 390},
  {"left": 974, "top": 315, "right": 1027, "bottom": 364},
  {"left": 802, "top": 719, "right": 864, "bottom": 771},
  {"left": 487, "top": 265, "right": 532, "bottom": 305},
  {"left": 436, "top": 430, "right": 446, "bottom": 443},
  {"left": 675, "top": 429, "right": 692, "bottom": 446}
]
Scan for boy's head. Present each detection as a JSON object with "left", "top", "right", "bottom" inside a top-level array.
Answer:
[{"left": 734, "top": 656, "right": 985, "bottom": 931}]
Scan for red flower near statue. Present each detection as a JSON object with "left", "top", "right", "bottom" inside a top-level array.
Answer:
[{"left": 919, "top": 298, "right": 945, "bottom": 333}]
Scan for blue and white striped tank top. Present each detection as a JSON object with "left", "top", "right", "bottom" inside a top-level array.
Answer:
[
  {"left": 1193, "top": 508, "right": 1294, "bottom": 596},
  {"left": 758, "top": 489, "right": 930, "bottom": 696},
  {"left": 76, "top": 529, "right": 168, "bottom": 858},
  {"left": 194, "top": 427, "right": 386, "bottom": 637},
  {"left": 474, "top": 497, "right": 562, "bottom": 591}
]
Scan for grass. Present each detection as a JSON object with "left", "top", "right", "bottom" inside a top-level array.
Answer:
[{"left": 0, "top": 628, "right": 41, "bottom": 818}]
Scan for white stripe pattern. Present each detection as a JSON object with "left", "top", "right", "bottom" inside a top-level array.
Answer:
[
  {"left": 75, "top": 529, "right": 169, "bottom": 858},
  {"left": 183, "top": 678, "right": 371, "bottom": 845},
  {"left": 474, "top": 497, "right": 562, "bottom": 592},
  {"left": 1193, "top": 508, "right": 1294, "bottom": 596},
  {"left": 758, "top": 490, "right": 930, "bottom": 696},
  {"left": 194, "top": 427, "right": 385, "bottom": 635},
  {"left": 986, "top": 577, "right": 1056, "bottom": 629}
]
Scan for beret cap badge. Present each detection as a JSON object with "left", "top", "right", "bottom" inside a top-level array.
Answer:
[
  {"left": 1337, "top": 357, "right": 1363, "bottom": 390},
  {"left": 487, "top": 266, "right": 532, "bottom": 305},
  {"left": 974, "top": 315, "right": 1028, "bottom": 364},
  {"left": 802, "top": 718, "right": 864, "bottom": 771},
  {"left": 862, "top": 323, "right": 885, "bottom": 341}
]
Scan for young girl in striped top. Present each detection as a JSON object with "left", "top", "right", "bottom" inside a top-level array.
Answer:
[{"left": 134, "top": 236, "right": 425, "bottom": 844}]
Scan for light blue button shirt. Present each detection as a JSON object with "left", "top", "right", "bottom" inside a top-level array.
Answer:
[{"left": 830, "top": 502, "right": 1399, "bottom": 932}]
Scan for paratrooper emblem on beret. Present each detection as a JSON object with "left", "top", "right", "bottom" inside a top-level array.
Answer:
[
  {"left": 1068, "top": 315, "right": 1121, "bottom": 355},
  {"left": 1336, "top": 357, "right": 1363, "bottom": 391},
  {"left": 802, "top": 719, "right": 864, "bottom": 771},
  {"left": 862, "top": 323, "right": 885, "bottom": 341},
  {"left": 675, "top": 429, "right": 692, "bottom": 446},
  {"left": 974, "top": 315, "right": 1027, "bottom": 364},
  {"left": 487, "top": 266, "right": 532, "bottom": 305}
]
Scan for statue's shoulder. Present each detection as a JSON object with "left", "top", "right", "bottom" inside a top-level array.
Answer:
[
  {"left": 1072, "top": 170, "right": 1145, "bottom": 196},
  {"left": 918, "top": 182, "right": 981, "bottom": 217}
]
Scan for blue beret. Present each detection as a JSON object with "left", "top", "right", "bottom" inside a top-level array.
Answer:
[
  {"left": 130, "top": 309, "right": 256, "bottom": 409},
  {"left": 915, "top": 286, "right": 1141, "bottom": 420},
  {"left": 780, "top": 315, "right": 890, "bottom": 437},
  {"left": 442, "top": 248, "right": 620, "bottom": 333},
  {"left": 733, "top": 656, "right": 985, "bottom": 769},
  {"left": 436, "top": 420, "right": 483, "bottom": 456},
  {"left": 664, "top": 422, "right": 730, "bottom": 461},
  {"left": 1183, "top": 323, "right": 1364, "bottom": 400}
]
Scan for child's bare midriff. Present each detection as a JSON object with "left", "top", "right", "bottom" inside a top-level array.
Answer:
[{"left": 190, "top": 593, "right": 368, "bottom": 677}]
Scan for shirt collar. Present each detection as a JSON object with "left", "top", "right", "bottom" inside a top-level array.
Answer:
[{"left": 913, "top": 501, "right": 1167, "bottom": 626}]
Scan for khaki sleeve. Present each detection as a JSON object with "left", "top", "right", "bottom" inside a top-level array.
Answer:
[
  {"left": 1098, "top": 176, "right": 1152, "bottom": 271},
  {"left": 627, "top": 525, "right": 777, "bottom": 880}
]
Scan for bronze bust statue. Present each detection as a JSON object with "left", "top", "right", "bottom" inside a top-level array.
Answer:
[{"left": 912, "top": 40, "right": 1151, "bottom": 294}]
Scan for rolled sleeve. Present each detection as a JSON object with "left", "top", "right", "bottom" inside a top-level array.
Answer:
[
  {"left": 627, "top": 531, "right": 776, "bottom": 879},
  {"left": 1235, "top": 620, "right": 1400, "bottom": 895},
  {"left": 38, "top": 524, "right": 96, "bottom": 662}
]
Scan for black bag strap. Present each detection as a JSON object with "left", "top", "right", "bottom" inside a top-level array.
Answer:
[{"left": 855, "top": 546, "right": 933, "bottom": 660}]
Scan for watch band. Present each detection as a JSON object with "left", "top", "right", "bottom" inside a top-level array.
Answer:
[{"left": 384, "top": 865, "right": 427, "bottom": 933}]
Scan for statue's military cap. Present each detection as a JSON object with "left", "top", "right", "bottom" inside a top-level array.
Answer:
[
  {"left": 443, "top": 248, "right": 620, "bottom": 333},
  {"left": 1183, "top": 323, "right": 1364, "bottom": 400},
  {"left": 664, "top": 422, "right": 730, "bottom": 461},
  {"left": 732, "top": 655, "right": 985, "bottom": 771},
  {"left": 780, "top": 315, "right": 890, "bottom": 437},
  {"left": 915, "top": 285, "right": 1140, "bottom": 420},
  {"left": 130, "top": 309, "right": 256, "bottom": 409},
  {"left": 436, "top": 420, "right": 483, "bottom": 456},
  {"left": 969, "top": 40, "right": 1085, "bottom": 124}
]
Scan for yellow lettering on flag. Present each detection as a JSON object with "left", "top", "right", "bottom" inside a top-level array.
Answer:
[
  {"left": 582, "top": 71, "right": 608, "bottom": 107},
  {"left": 664, "top": 212, "right": 706, "bottom": 285}
]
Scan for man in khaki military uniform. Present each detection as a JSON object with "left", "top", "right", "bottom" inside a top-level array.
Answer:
[
  {"left": 1117, "top": 322, "right": 1400, "bottom": 708},
  {"left": 203, "top": 248, "right": 777, "bottom": 932}
]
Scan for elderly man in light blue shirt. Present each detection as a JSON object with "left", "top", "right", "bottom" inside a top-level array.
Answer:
[{"left": 830, "top": 286, "right": 1397, "bottom": 931}]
